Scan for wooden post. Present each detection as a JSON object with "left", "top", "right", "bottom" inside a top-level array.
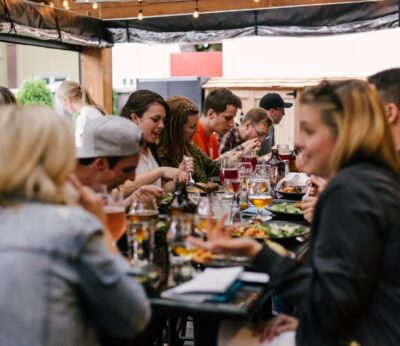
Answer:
[{"left": 81, "top": 47, "right": 113, "bottom": 114}]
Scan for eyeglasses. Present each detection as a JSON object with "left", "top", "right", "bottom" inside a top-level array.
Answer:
[{"left": 251, "top": 124, "right": 268, "bottom": 138}]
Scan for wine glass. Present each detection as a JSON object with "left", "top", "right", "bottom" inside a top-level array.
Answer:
[
  {"left": 248, "top": 178, "right": 273, "bottom": 221},
  {"left": 128, "top": 196, "right": 159, "bottom": 276}
]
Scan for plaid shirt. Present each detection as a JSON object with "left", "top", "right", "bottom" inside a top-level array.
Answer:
[{"left": 217, "top": 126, "right": 244, "bottom": 154}]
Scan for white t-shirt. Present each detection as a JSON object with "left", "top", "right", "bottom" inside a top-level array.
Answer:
[
  {"left": 75, "top": 106, "right": 103, "bottom": 147},
  {"left": 136, "top": 150, "right": 161, "bottom": 187}
]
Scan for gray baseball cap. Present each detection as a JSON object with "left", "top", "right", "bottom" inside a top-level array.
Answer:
[{"left": 76, "top": 116, "right": 143, "bottom": 159}]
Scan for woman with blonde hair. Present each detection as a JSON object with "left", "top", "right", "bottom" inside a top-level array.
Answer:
[
  {"left": 57, "top": 80, "right": 105, "bottom": 146},
  {"left": 158, "top": 95, "right": 219, "bottom": 182},
  {"left": 0, "top": 105, "right": 150, "bottom": 345},
  {"left": 192, "top": 80, "right": 400, "bottom": 345},
  {"left": 0, "top": 86, "right": 17, "bottom": 105}
]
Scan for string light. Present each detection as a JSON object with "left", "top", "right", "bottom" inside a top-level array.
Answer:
[
  {"left": 138, "top": 0, "right": 143, "bottom": 20},
  {"left": 193, "top": 0, "right": 199, "bottom": 18},
  {"left": 92, "top": 2, "right": 98, "bottom": 9}
]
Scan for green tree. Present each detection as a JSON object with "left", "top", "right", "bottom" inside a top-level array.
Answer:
[{"left": 17, "top": 79, "right": 54, "bottom": 107}]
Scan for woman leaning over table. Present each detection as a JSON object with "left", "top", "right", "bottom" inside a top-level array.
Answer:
[
  {"left": 158, "top": 95, "right": 220, "bottom": 183},
  {"left": 192, "top": 80, "right": 400, "bottom": 345},
  {"left": 0, "top": 105, "right": 150, "bottom": 345},
  {"left": 120, "top": 90, "right": 192, "bottom": 193}
]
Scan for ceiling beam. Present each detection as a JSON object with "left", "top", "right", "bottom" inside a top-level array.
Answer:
[{"left": 55, "top": 0, "right": 382, "bottom": 20}]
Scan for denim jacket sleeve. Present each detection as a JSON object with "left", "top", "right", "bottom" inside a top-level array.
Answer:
[{"left": 76, "top": 230, "right": 151, "bottom": 339}]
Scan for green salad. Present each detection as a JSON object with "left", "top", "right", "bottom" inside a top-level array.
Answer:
[
  {"left": 265, "top": 223, "right": 306, "bottom": 238},
  {"left": 269, "top": 202, "right": 302, "bottom": 214}
]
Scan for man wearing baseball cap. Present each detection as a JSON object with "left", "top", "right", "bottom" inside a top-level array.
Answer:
[
  {"left": 75, "top": 115, "right": 143, "bottom": 191},
  {"left": 259, "top": 93, "right": 293, "bottom": 155}
]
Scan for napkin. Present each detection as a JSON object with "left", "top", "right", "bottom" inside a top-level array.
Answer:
[{"left": 161, "top": 267, "right": 244, "bottom": 302}]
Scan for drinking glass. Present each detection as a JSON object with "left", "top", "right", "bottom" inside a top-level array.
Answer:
[
  {"left": 128, "top": 196, "right": 159, "bottom": 271},
  {"left": 196, "top": 194, "right": 233, "bottom": 236},
  {"left": 220, "top": 158, "right": 238, "bottom": 185},
  {"left": 278, "top": 144, "right": 291, "bottom": 175},
  {"left": 104, "top": 190, "right": 127, "bottom": 242},
  {"left": 241, "top": 149, "right": 258, "bottom": 171},
  {"left": 248, "top": 178, "right": 273, "bottom": 221}
]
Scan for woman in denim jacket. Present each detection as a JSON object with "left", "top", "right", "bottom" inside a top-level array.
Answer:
[{"left": 0, "top": 105, "right": 150, "bottom": 345}]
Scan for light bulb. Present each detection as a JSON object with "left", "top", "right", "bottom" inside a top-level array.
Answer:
[
  {"left": 193, "top": 9, "right": 199, "bottom": 18},
  {"left": 49, "top": 1, "right": 54, "bottom": 6},
  {"left": 62, "top": 0, "right": 68, "bottom": 7},
  {"left": 254, "top": 0, "right": 260, "bottom": 2},
  {"left": 92, "top": 2, "right": 98, "bottom": 9},
  {"left": 138, "top": 10, "right": 143, "bottom": 20}
]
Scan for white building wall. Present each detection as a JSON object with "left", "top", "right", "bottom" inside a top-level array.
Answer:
[
  {"left": 223, "top": 28, "right": 400, "bottom": 79},
  {"left": 112, "top": 43, "right": 180, "bottom": 89}
]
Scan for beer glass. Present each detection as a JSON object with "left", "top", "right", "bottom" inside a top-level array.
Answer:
[
  {"left": 104, "top": 190, "right": 126, "bottom": 242},
  {"left": 128, "top": 196, "right": 159, "bottom": 269},
  {"left": 248, "top": 178, "right": 273, "bottom": 221}
]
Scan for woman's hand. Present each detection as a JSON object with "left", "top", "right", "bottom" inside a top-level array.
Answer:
[
  {"left": 69, "top": 174, "right": 117, "bottom": 253},
  {"left": 124, "top": 185, "right": 164, "bottom": 207},
  {"left": 69, "top": 174, "right": 107, "bottom": 225},
  {"left": 188, "top": 216, "right": 263, "bottom": 259},
  {"left": 255, "top": 314, "right": 298, "bottom": 342},
  {"left": 301, "top": 195, "right": 318, "bottom": 223},
  {"left": 180, "top": 156, "right": 194, "bottom": 174}
]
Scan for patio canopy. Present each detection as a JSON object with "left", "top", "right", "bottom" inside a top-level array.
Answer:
[{"left": 0, "top": 0, "right": 398, "bottom": 48}]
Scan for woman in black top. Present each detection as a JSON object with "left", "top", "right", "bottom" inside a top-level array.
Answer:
[{"left": 192, "top": 80, "right": 400, "bottom": 345}]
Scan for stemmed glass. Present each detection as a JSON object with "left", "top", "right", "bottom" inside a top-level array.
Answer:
[
  {"left": 128, "top": 196, "right": 159, "bottom": 275},
  {"left": 248, "top": 178, "right": 273, "bottom": 221}
]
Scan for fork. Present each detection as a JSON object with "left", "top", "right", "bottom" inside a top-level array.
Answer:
[{"left": 184, "top": 156, "right": 195, "bottom": 184}]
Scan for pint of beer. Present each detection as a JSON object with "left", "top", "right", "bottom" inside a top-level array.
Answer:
[{"left": 105, "top": 205, "right": 127, "bottom": 241}]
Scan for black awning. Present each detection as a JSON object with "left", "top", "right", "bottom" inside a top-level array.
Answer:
[
  {"left": 106, "top": 0, "right": 399, "bottom": 44},
  {"left": 0, "top": 0, "right": 113, "bottom": 48}
]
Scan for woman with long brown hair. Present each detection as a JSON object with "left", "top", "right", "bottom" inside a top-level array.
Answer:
[{"left": 158, "top": 95, "right": 219, "bottom": 182}]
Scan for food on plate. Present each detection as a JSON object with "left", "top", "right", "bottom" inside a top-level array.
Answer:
[
  {"left": 192, "top": 249, "right": 214, "bottom": 263},
  {"left": 232, "top": 222, "right": 307, "bottom": 239},
  {"left": 269, "top": 202, "right": 303, "bottom": 214},
  {"left": 278, "top": 185, "right": 307, "bottom": 194}
]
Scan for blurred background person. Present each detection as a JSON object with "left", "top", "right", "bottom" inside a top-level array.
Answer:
[
  {"left": 120, "top": 90, "right": 192, "bottom": 192},
  {"left": 56, "top": 80, "right": 105, "bottom": 147},
  {"left": 191, "top": 80, "right": 400, "bottom": 345},
  {"left": 0, "top": 105, "right": 150, "bottom": 345},
  {"left": 158, "top": 95, "right": 220, "bottom": 182},
  {"left": 0, "top": 86, "right": 17, "bottom": 105},
  {"left": 258, "top": 93, "right": 293, "bottom": 155},
  {"left": 369, "top": 68, "right": 400, "bottom": 152}
]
